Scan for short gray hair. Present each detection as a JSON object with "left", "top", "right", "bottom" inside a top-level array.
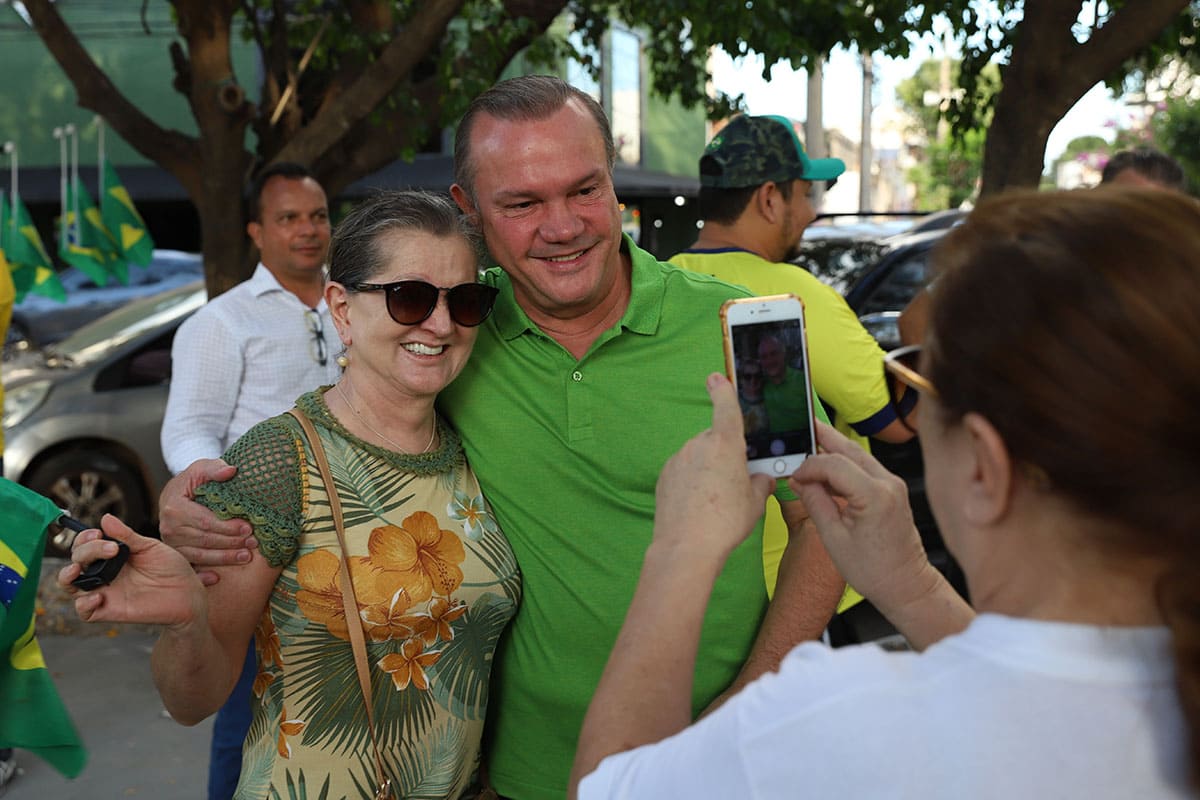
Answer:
[{"left": 328, "top": 190, "right": 481, "bottom": 288}]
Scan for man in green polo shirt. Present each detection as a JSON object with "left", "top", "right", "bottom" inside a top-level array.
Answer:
[
  {"left": 758, "top": 334, "right": 813, "bottom": 433},
  {"left": 156, "top": 75, "right": 844, "bottom": 800}
]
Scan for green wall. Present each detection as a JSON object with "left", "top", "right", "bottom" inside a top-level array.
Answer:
[{"left": 0, "top": 2, "right": 258, "bottom": 169}]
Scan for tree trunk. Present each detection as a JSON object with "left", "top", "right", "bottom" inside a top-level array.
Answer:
[
  {"left": 980, "top": 0, "right": 1190, "bottom": 196},
  {"left": 174, "top": 1, "right": 257, "bottom": 293}
]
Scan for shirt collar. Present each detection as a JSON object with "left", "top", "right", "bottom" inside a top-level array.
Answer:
[
  {"left": 248, "top": 263, "right": 328, "bottom": 310},
  {"left": 679, "top": 246, "right": 756, "bottom": 256},
  {"left": 487, "top": 234, "right": 664, "bottom": 342}
]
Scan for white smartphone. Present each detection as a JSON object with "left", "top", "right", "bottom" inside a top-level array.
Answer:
[{"left": 720, "top": 293, "right": 817, "bottom": 477}]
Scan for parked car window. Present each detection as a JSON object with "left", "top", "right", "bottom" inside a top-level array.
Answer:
[
  {"left": 857, "top": 251, "right": 931, "bottom": 316},
  {"left": 795, "top": 239, "right": 890, "bottom": 295}
]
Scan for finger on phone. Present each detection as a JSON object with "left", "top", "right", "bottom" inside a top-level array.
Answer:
[
  {"left": 814, "top": 422, "right": 894, "bottom": 477},
  {"left": 705, "top": 373, "right": 744, "bottom": 438}
]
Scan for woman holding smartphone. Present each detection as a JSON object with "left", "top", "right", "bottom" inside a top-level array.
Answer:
[{"left": 571, "top": 187, "right": 1199, "bottom": 799}]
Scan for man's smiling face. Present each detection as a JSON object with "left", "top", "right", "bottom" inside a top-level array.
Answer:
[{"left": 456, "top": 99, "right": 624, "bottom": 324}]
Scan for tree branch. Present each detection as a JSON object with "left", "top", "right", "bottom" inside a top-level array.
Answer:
[
  {"left": 276, "top": 0, "right": 467, "bottom": 165},
  {"left": 1076, "top": 0, "right": 1190, "bottom": 86},
  {"left": 313, "top": 77, "right": 444, "bottom": 195},
  {"left": 308, "top": 0, "right": 566, "bottom": 193},
  {"left": 23, "top": 0, "right": 200, "bottom": 188}
]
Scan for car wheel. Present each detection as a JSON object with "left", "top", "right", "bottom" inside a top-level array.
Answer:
[{"left": 25, "top": 450, "right": 149, "bottom": 558}]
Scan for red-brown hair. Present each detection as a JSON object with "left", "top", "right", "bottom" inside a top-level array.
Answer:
[{"left": 927, "top": 187, "right": 1200, "bottom": 784}]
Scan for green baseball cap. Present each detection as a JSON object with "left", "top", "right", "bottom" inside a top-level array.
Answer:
[{"left": 700, "top": 114, "right": 845, "bottom": 188}]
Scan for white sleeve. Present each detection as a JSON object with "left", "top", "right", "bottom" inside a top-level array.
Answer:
[
  {"left": 160, "top": 308, "right": 247, "bottom": 474},
  {"left": 578, "top": 688, "right": 756, "bottom": 800},
  {"left": 577, "top": 641, "right": 898, "bottom": 799}
]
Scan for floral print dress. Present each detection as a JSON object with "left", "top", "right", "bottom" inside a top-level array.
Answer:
[{"left": 196, "top": 389, "right": 521, "bottom": 800}]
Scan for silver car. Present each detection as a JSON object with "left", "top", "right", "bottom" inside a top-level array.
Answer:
[{"left": 2, "top": 280, "right": 206, "bottom": 555}]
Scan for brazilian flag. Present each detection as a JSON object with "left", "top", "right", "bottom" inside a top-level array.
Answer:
[
  {"left": 0, "top": 195, "right": 35, "bottom": 301},
  {"left": 60, "top": 178, "right": 128, "bottom": 287},
  {"left": 2, "top": 196, "right": 65, "bottom": 304},
  {"left": 100, "top": 160, "right": 155, "bottom": 267},
  {"left": 0, "top": 478, "right": 87, "bottom": 777}
]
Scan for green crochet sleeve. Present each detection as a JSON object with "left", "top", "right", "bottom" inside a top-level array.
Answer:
[{"left": 194, "top": 415, "right": 306, "bottom": 568}]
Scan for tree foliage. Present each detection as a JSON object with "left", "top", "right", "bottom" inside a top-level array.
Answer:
[
  {"left": 1153, "top": 97, "right": 1200, "bottom": 192},
  {"left": 894, "top": 58, "right": 999, "bottom": 209},
  {"left": 21, "top": 0, "right": 1199, "bottom": 293}
]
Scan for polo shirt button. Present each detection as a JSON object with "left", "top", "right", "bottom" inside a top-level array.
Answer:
[{"left": 572, "top": 370, "right": 583, "bottom": 382}]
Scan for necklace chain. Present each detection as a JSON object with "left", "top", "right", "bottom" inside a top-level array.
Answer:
[{"left": 334, "top": 381, "right": 436, "bottom": 455}]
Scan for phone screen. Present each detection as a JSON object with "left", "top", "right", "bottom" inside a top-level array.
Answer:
[{"left": 730, "top": 318, "right": 815, "bottom": 463}]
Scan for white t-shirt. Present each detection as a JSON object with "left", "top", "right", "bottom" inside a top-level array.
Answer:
[{"left": 580, "top": 614, "right": 1190, "bottom": 799}]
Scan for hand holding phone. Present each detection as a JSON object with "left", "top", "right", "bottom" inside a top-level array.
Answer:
[{"left": 720, "top": 294, "right": 817, "bottom": 477}]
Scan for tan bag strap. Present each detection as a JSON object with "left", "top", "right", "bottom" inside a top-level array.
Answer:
[{"left": 288, "top": 408, "right": 393, "bottom": 800}]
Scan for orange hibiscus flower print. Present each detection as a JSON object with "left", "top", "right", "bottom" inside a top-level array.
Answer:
[
  {"left": 357, "top": 512, "right": 466, "bottom": 604},
  {"left": 378, "top": 638, "right": 442, "bottom": 691},
  {"left": 252, "top": 669, "right": 276, "bottom": 698},
  {"left": 255, "top": 612, "right": 282, "bottom": 669},
  {"left": 295, "top": 550, "right": 351, "bottom": 641},
  {"left": 361, "top": 588, "right": 416, "bottom": 643},
  {"left": 400, "top": 598, "right": 469, "bottom": 647},
  {"left": 276, "top": 706, "right": 306, "bottom": 759}
]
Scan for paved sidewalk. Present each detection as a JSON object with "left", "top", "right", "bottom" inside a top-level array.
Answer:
[{"left": 6, "top": 560, "right": 213, "bottom": 799}]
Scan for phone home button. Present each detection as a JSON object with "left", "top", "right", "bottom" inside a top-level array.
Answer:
[{"left": 772, "top": 459, "right": 788, "bottom": 475}]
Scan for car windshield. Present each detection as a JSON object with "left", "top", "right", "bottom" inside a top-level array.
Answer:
[{"left": 48, "top": 280, "right": 207, "bottom": 365}]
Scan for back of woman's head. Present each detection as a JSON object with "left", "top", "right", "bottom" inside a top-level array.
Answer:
[
  {"left": 927, "top": 188, "right": 1200, "bottom": 781},
  {"left": 928, "top": 188, "right": 1200, "bottom": 537}
]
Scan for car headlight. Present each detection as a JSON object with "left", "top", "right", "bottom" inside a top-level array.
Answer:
[{"left": 3, "top": 380, "right": 51, "bottom": 430}]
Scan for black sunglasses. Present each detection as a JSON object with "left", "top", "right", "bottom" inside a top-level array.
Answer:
[
  {"left": 303, "top": 309, "right": 328, "bottom": 366},
  {"left": 352, "top": 280, "right": 499, "bottom": 327}
]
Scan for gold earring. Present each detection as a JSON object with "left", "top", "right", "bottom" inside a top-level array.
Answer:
[{"left": 336, "top": 352, "right": 349, "bottom": 368}]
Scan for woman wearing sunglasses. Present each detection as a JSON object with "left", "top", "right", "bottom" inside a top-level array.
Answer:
[
  {"left": 571, "top": 188, "right": 1198, "bottom": 798},
  {"left": 61, "top": 191, "right": 520, "bottom": 799}
]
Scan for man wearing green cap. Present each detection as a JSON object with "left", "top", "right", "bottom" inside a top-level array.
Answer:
[{"left": 670, "top": 114, "right": 915, "bottom": 602}]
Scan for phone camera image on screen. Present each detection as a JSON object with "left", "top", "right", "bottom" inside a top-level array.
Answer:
[{"left": 731, "top": 318, "right": 814, "bottom": 461}]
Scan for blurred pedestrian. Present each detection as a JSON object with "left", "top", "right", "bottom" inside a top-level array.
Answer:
[
  {"left": 671, "top": 114, "right": 914, "bottom": 613},
  {"left": 1101, "top": 146, "right": 1186, "bottom": 190},
  {"left": 0, "top": 261, "right": 16, "bottom": 793}
]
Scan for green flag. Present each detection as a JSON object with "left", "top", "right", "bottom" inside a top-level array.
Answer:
[
  {"left": 0, "top": 478, "right": 87, "bottom": 778},
  {"left": 100, "top": 160, "right": 154, "bottom": 267},
  {"left": 2, "top": 196, "right": 65, "bottom": 303},
  {"left": 0, "top": 196, "right": 35, "bottom": 302},
  {"left": 60, "top": 178, "right": 128, "bottom": 286}
]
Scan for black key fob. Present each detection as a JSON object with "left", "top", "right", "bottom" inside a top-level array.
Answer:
[
  {"left": 62, "top": 515, "right": 131, "bottom": 591},
  {"left": 71, "top": 541, "right": 130, "bottom": 591}
]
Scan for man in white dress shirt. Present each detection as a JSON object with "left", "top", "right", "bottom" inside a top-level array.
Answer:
[{"left": 159, "top": 161, "right": 341, "bottom": 799}]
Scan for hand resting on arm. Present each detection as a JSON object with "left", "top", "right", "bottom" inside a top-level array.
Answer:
[{"left": 159, "top": 459, "right": 255, "bottom": 582}]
